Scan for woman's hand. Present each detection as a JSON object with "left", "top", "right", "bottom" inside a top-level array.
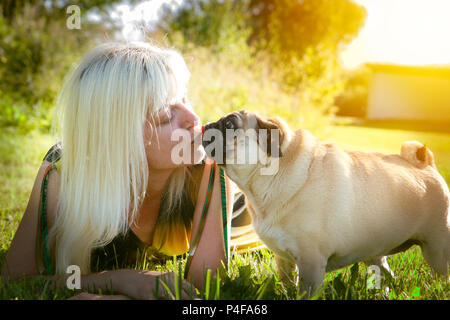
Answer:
[{"left": 112, "top": 269, "right": 197, "bottom": 300}]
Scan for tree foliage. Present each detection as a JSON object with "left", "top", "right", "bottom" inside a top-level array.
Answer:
[
  {"left": 163, "top": 0, "right": 366, "bottom": 61},
  {"left": 160, "top": 0, "right": 367, "bottom": 127},
  {"left": 0, "top": 0, "right": 138, "bottom": 131},
  {"left": 248, "top": 0, "right": 366, "bottom": 57},
  {"left": 160, "top": 0, "right": 252, "bottom": 56}
]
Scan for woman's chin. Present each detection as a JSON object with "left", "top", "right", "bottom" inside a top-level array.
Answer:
[
  {"left": 178, "top": 145, "right": 206, "bottom": 166},
  {"left": 192, "top": 147, "right": 206, "bottom": 164}
]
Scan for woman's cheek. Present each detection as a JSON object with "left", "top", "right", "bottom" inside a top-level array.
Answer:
[
  {"left": 145, "top": 126, "right": 179, "bottom": 169},
  {"left": 146, "top": 128, "right": 192, "bottom": 169},
  {"left": 169, "top": 132, "right": 200, "bottom": 166},
  {"left": 145, "top": 124, "right": 203, "bottom": 168}
]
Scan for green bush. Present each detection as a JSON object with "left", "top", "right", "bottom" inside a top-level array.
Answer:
[
  {"left": 0, "top": 1, "right": 126, "bottom": 132},
  {"left": 335, "top": 66, "right": 371, "bottom": 118}
]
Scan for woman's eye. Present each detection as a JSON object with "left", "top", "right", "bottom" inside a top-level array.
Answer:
[
  {"left": 154, "top": 108, "right": 173, "bottom": 125},
  {"left": 165, "top": 110, "right": 174, "bottom": 121},
  {"left": 225, "top": 119, "right": 234, "bottom": 129}
]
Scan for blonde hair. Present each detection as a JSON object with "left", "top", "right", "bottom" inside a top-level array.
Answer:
[{"left": 49, "top": 41, "right": 191, "bottom": 274}]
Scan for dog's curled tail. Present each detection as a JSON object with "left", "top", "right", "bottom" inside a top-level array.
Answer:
[{"left": 400, "top": 141, "right": 437, "bottom": 169}]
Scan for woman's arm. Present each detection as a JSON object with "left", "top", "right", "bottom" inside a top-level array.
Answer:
[
  {"left": 0, "top": 160, "right": 118, "bottom": 295},
  {"left": 187, "top": 159, "right": 234, "bottom": 290},
  {"left": 3, "top": 268, "right": 195, "bottom": 300},
  {"left": 1, "top": 161, "right": 194, "bottom": 300},
  {"left": 1, "top": 160, "right": 58, "bottom": 280}
]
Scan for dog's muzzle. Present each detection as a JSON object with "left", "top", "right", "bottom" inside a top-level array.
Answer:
[{"left": 201, "top": 120, "right": 227, "bottom": 162}]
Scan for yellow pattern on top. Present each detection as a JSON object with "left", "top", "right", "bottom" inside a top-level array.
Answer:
[
  {"left": 142, "top": 160, "right": 265, "bottom": 257},
  {"left": 150, "top": 221, "right": 191, "bottom": 256},
  {"left": 148, "top": 158, "right": 215, "bottom": 257}
]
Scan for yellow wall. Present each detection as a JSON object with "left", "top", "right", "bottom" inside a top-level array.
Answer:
[{"left": 367, "top": 72, "right": 450, "bottom": 120}]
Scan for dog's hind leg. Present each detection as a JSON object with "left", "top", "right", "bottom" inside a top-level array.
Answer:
[
  {"left": 420, "top": 204, "right": 450, "bottom": 279},
  {"left": 421, "top": 231, "right": 450, "bottom": 278},
  {"left": 447, "top": 232, "right": 450, "bottom": 280},
  {"left": 363, "top": 256, "right": 395, "bottom": 295},
  {"left": 447, "top": 235, "right": 450, "bottom": 280}
]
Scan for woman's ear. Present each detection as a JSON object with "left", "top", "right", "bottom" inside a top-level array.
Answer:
[{"left": 255, "top": 115, "right": 284, "bottom": 158}]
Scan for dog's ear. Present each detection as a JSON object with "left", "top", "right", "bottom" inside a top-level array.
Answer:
[
  {"left": 416, "top": 145, "right": 427, "bottom": 162},
  {"left": 255, "top": 115, "right": 284, "bottom": 157}
]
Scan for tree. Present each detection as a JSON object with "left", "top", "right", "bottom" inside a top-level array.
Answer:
[
  {"left": 0, "top": 0, "right": 140, "bottom": 130},
  {"left": 160, "top": 0, "right": 251, "bottom": 56},
  {"left": 246, "top": 0, "right": 367, "bottom": 118},
  {"left": 161, "top": 0, "right": 366, "bottom": 84},
  {"left": 158, "top": 0, "right": 368, "bottom": 133},
  {"left": 248, "top": 0, "right": 366, "bottom": 58}
]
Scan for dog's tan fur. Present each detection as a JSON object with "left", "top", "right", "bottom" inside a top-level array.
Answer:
[{"left": 204, "top": 110, "right": 450, "bottom": 297}]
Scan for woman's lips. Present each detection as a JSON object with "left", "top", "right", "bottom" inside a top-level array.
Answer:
[{"left": 191, "top": 125, "right": 204, "bottom": 144}]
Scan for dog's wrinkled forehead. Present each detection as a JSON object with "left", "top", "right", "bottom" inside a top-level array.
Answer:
[{"left": 220, "top": 110, "right": 258, "bottom": 129}]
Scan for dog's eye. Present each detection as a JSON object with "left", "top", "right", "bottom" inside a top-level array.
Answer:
[{"left": 225, "top": 119, "right": 234, "bottom": 129}]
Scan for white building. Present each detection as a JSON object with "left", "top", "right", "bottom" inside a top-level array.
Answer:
[{"left": 366, "top": 64, "right": 450, "bottom": 121}]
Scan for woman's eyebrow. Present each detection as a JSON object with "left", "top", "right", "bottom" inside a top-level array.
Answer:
[
  {"left": 160, "top": 108, "right": 171, "bottom": 117},
  {"left": 152, "top": 107, "right": 172, "bottom": 125}
]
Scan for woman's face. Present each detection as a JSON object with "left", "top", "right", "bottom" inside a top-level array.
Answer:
[{"left": 144, "top": 95, "right": 205, "bottom": 170}]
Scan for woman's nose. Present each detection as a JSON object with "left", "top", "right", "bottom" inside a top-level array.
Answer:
[{"left": 180, "top": 101, "right": 200, "bottom": 130}]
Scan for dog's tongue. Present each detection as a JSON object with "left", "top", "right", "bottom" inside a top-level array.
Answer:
[{"left": 201, "top": 125, "right": 205, "bottom": 135}]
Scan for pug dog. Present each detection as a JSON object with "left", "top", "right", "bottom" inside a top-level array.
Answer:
[{"left": 202, "top": 110, "right": 450, "bottom": 297}]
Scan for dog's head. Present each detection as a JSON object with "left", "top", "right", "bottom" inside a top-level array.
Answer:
[{"left": 202, "top": 110, "right": 290, "bottom": 181}]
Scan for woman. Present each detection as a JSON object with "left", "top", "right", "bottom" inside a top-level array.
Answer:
[{"left": 1, "top": 41, "right": 260, "bottom": 299}]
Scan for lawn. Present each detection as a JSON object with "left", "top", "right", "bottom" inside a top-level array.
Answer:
[{"left": 0, "top": 122, "right": 449, "bottom": 300}]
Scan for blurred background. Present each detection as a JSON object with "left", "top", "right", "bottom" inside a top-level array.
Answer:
[{"left": 0, "top": 0, "right": 449, "bottom": 248}]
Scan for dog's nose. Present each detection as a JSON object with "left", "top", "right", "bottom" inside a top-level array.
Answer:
[
  {"left": 203, "top": 121, "right": 221, "bottom": 134},
  {"left": 201, "top": 121, "right": 220, "bottom": 148}
]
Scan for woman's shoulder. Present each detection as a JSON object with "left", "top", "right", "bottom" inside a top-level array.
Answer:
[
  {"left": 43, "top": 143, "right": 62, "bottom": 164},
  {"left": 186, "top": 157, "right": 216, "bottom": 179},
  {"left": 185, "top": 157, "right": 215, "bottom": 204},
  {"left": 40, "top": 144, "right": 62, "bottom": 230}
]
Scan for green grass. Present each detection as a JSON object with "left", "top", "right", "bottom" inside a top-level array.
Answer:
[
  {"left": 0, "top": 128, "right": 53, "bottom": 268},
  {"left": 0, "top": 123, "right": 449, "bottom": 300}
]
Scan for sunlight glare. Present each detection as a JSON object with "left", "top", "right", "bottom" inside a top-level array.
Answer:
[{"left": 341, "top": 0, "right": 450, "bottom": 68}]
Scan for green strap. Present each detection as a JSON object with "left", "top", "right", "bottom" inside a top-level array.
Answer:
[
  {"left": 184, "top": 164, "right": 216, "bottom": 279},
  {"left": 36, "top": 163, "right": 55, "bottom": 275},
  {"left": 184, "top": 163, "right": 229, "bottom": 279},
  {"left": 219, "top": 167, "right": 229, "bottom": 264}
]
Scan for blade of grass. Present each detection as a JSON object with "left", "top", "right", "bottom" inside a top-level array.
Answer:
[
  {"left": 214, "top": 268, "right": 221, "bottom": 300},
  {"left": 255, "top": 277, "right": 271, "bottom": 300},
  {"left": 158, "top": 276, "right": 175, "bottom": 300},
  {"left": 173, "top": 256, "right": 181, "bottom": 300},
  {"left": 203, "top": 269, "right": 211, "bottom": 300}
]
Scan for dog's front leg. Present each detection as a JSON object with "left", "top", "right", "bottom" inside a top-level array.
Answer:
[
  {"left": 295, "top": 253, "right": 327, "bottom": 299},
  {"left": 364, "top": 256, "right": 395, "bottom": 278},
  {"left": 274, "top": 254, "right": 296, "bottom": 287}
]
